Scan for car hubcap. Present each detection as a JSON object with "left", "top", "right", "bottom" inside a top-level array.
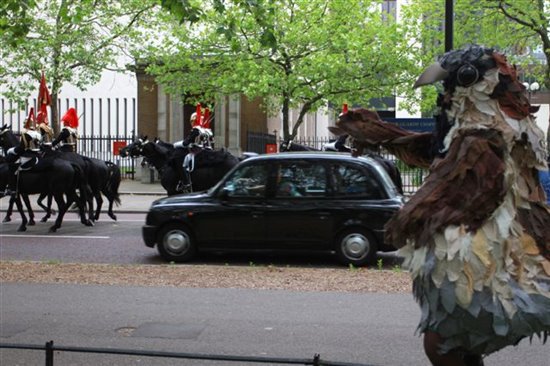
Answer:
[
  {"left": 164, "top": 230, "right": 190, "bottom": 254},
  {"left": 342, "top": 233, "right": 369, "bottom": 259}
]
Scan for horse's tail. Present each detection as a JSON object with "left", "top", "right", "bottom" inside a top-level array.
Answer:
[{"left": 105, "top": 161, "right": 121, "bottom": 205}]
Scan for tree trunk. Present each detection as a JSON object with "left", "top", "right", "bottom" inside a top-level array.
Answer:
[
  {"left": 282, "top": 96, "right": 290, "bottom": 141},
  {"left": 51, "top": 92, "right": 60, "bottom": 135}
]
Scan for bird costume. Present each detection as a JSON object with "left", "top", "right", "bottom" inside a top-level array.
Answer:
[{"left": 332, "top": 45, "right": 550, "bottom": 360}]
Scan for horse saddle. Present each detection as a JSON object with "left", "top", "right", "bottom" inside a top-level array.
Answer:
[{"left": 17, "top": 156, "right": 39, "bottom": 172}]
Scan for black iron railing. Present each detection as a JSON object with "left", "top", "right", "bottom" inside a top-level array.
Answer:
[{"left": 0, "top": 341, "right": 378, "bottom": 366}]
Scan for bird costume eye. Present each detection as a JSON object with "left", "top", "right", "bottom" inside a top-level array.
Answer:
[{"left": 456, "top": 63, "right": 479, "bottom": 87}]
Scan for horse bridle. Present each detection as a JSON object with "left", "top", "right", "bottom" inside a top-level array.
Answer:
[{"left": 128, "top": 138, "right": 148, "bottom": 157}]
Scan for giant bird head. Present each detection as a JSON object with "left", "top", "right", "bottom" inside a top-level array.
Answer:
[
  {"left": 415, "top": 44, "right": 546, "bottom": 167},
  {"left": 414, "top": 45, "right": 496, "bottom": 89}
]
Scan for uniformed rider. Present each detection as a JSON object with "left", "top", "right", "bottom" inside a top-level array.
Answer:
[
  {"left": 6, "top": 107, "right": 43, "bottom": 171},
  {"left": 52, "top": 107, "right": 79, "bottom": 152}
]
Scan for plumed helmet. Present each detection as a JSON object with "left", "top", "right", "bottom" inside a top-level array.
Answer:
[
  {"left": 61, "top": 108, "right": 79, "bottom": 128},
  {"left": 23, "top": 107, "right": 36, "bottom": 131}
]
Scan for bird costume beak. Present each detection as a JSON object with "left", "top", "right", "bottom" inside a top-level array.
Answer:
[{"left": 413, "top": 62, "right": 449, "bottom": 88}]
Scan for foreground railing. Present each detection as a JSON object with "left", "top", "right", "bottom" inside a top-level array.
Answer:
[{"left": 0, "top": 341, "right": 377, "bottom": 366}]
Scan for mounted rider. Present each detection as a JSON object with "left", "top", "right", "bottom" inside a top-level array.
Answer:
[
  {"left": 173, "top": 103, "right": 214, "bottom": 150},
  {"left": 52, "top": 108, "right": 79, "bottom": 152},
  {"left": 6, "top": 108, "right": 43, "bottom": 171},
  {"left": 172, "top": 103, "right": 215, "bottom": 192}
]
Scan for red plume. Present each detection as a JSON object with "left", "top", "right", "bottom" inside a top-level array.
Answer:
[
  {"left": 342, "top": 103, "right": 348, "bottom": 114},
  {"left": 24, "top": 107, "right": 36, "bottom": 130},
  {"left": 61, "top": 108, "right": 79, "bottom": 128},
  {"left": 203, "top": 108, "right": 211, "bottom": 129}
]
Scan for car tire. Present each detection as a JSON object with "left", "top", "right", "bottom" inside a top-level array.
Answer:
[
  {"left": 157, "top": 223, "right": 197, "bottom": 262},
  {"left": 335, "top": 228, "right": 377, "bottom": 266}
]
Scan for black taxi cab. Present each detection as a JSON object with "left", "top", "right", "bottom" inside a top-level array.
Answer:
[{"left": 142, "top": 152, "right": 404, "bottom": 266}]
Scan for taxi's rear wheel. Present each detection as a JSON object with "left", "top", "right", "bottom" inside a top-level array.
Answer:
[
  {"left": 157, "top": 223, "right": 196, "bottom": 262},
  {"left": 335, "top": 228, "right": 377, "bottom": 266}
]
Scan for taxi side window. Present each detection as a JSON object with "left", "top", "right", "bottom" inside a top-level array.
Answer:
[
  {"left": 330, "top": 163, "right": 384, "bottom": 199},
  {"left": 223, "top": 164, "right": 268, "bottom": 197},
  {"left": 275, "top": 162, "right": 326, "bottom": 198}
]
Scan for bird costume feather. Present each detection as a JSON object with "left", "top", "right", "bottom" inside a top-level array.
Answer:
[{"left": 334, "top": 45, "right": 550, "bottom": 357}]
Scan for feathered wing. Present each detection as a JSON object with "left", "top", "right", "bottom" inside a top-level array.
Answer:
[
  {"left": 385, "top": 129, "right": 508, "bottom": 249},
  {"left": 335, "top": 108, "right": 435, "bottom": 168}
]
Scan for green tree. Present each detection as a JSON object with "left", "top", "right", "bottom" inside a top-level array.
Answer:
[
  {"left": 0, "top": 0, "right": 158, "bottom": 133},
  {"left": 402, "top": 0, "right": 549, "bottom": 150},
  {"left": 148, "top": 0, "right": 419, "bottom": 141},
  {"left": 0, "top": 0, "right": 37, "bottom": 46}
]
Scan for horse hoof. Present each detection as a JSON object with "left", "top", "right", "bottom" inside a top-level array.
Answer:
[
  {"left": 17, "top": 226, "right": 27, "bottom": 232},
  {"left": 49, "top": 226, "right": 58, "bottom": 233},
  {"left": 2, "top": 217, "right": 11, "bottom": 223},
  {"left": 41, "top": 216, "right": 49, "bottom": 222},
  {"left": 84, "top": 220, "right": 94, "bottom": 227},
  {"left": 28, "top": 219, "right": 36, "bottom": 226},
  {"left": 109, "top": 214, "right": 117, "bottom": 221}
]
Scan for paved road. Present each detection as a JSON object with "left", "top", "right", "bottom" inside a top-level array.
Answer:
[
  {"left": 1, "top": 283, "right": 549, "bottom": 366},
  {"left": 0, "top": 213, "right": 402, "bottom": 267},
  {"left": 1, "top": 203, "right": 549, "bottom": 365}
]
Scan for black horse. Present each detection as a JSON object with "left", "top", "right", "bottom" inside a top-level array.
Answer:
[
  {"left": 52, "top": 131, "right": 122, "bottom": 221},
  {"left": 120, "top": 135, "right": 239, "bottom": 196},
  {"left": 0, "top": 132, "right": 93, "bottom": 232}
]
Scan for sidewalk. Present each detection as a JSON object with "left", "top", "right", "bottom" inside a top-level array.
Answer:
[{"left": 116, "top": 178, "right": 166, "bottom": 212}]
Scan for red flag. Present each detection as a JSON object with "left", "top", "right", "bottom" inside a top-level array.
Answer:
[
  {"left": 37, "top": 71, "right": 51, "bottom": 124},
  {"left": 193, "top": 103, "right": 202, "bottom": 128},
  {"left": 203, "top": 108, "right": 210, "bottom": 129}
]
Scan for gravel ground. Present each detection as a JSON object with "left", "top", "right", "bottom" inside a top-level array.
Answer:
[{"left": 0, "top": 260, "right": 412, "bottom": 293}]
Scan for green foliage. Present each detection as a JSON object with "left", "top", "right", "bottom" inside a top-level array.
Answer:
[
  {"left": 401, "top": 0, "right": 549, "bottom": 114},
  {"left": 377, "top": 258, "right": 383, "bottom": 270},
  {"left": 146, "top": 0, "right": 421, "bottom": 140},
  {"left": 0, "top": 0, "right": 160, "bottom": 132},
  {"left": 0, "top": 0, "right": 36, "bottom": 46}
]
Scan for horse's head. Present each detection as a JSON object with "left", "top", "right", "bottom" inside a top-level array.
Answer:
[
  {"left": 0, "top": 125, "right": 18, "bottom": 152},
  {"left": 279, "top": 139, "right": 292, "bottom": 152},
  {"left": 120, "top": 136, "right": 148, "bottom": 158}
]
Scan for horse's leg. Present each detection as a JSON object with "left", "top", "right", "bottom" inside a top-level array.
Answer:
[
  {"left": 106, "top": 197, "right": 117, "bottom": 221},
  {"left": 21, "top": 194, "right": 35, "bottom": 225},
  {"left": 93, "top": 192, "right": 103, "bottom": 221},
  {"left": 3, "top": 195, "right": 14, "bottom": 222},
  {"left": 49, "top": 192, "right": 67, "bottom": 232},
  {"left": 68, "top": 190, "right": 93, "bottom": 227},
  {"left": 37, "top": 193, "right": 53, "bottom": 222},
  {"left": 13, "top": 194, "right": 28, "bottom": 232}
]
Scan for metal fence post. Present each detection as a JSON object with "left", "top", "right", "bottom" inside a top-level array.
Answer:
[
  {"left": 313, "top": 353, "right": 320, "bottom": 366},
  {"left": 45, "top": 340, "right": 54, "bottom": 366}
]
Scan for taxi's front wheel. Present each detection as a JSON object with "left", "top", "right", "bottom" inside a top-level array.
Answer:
[{"left": 157, "top": 223, "right": 197, "bottom": 262}]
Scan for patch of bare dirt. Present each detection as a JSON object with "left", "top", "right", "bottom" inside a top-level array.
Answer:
[{"left": 0, "top": 260, "right": 411, "bottom": 293}]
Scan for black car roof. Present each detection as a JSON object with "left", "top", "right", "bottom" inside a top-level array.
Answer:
[{"left": 244, "top": 151, "right": 364, "bottom": 162}]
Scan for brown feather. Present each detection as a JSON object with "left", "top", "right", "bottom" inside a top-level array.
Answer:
[
  {"left": 337, "top": 108, "right": 434, "bottom": 168},
  {"left": 384, "top": 129, "right": 508, "bottom": 249},
  {"left": 516, "top": 204, "right": 550, "bottom": 261}
]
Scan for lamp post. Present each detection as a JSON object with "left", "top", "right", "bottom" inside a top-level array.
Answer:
[{"left": 445, "top": 0, "right": 454, "bottom": 52}]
